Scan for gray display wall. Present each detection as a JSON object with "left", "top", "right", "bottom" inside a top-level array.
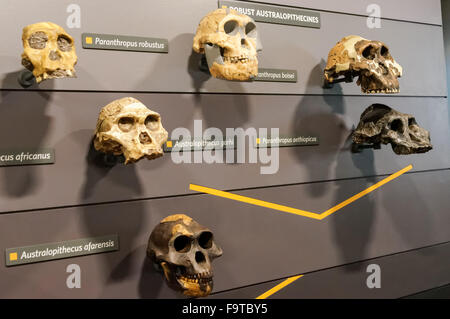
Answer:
[{"left": 0, "top": 0, "right": 449, "bottom": 298}]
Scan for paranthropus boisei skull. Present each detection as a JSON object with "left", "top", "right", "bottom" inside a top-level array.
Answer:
[
  {"left": 21, "top": 22, "right": 77, "bottom": 83},
  {"left": 324, "top": 35, "right": 402, "bottom": 93},
  {"left": 147, "top": 214, "right": 223, "bottom": 297},
  {"left": 352, "top": 104, "right": 432, "bottom": 155},
  {"left": 93, "top": 97, "right": 168, "bottom": 164},
  {"left": 193, "top": 8, "right": 262, "bottom": 81}
]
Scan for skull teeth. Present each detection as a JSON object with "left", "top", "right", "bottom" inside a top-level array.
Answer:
[
  {"left": 362, "top": 88, "right": 399, "bottom": 94},
  {"left": 177, "top": 271, "right": 213, "bottom": 283},
  {"left": 223, "top": 55, "right": 252, "bottom": 64}
]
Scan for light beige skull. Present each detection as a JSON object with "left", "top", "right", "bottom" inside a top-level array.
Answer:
[
  {"left": 193, "top": 8, "right": 262, "bottom": 81},
  {"left": 93, "top": 97, "right": 168, "bottom": 164},
  {"left": 21, "top": 22, "right": 77, "bottom": 83},
  {"left": 324, "top": 35, "right": 403, "bottom": 93}
]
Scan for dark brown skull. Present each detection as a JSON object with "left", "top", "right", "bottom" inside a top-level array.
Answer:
[
  {"left": 352, "top": 104, "right": 432, "bottom": 154},
  {"left": 147, "top": 214, "right": 223, "bottom": 297}
]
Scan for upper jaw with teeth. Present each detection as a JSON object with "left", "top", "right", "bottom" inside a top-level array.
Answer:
[
  {"left": 223, "top": 55, "right": 252, "bottom": 63},
  {"left": 361, "top": 87, "right": 399, "bottom": 94},
  {"left": 176, "top": 271, "right": 213, "bottom": 283}
]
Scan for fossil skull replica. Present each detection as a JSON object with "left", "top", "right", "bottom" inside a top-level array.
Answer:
[
  {"left": 147, "top": 214, "right": 223, "bottom": 297},
  {"left": 21, "top": 22, "right": 77, "bottom": 83},
  {"left": 93, "top": 97, "right": 168, "bottom": 164},
  {"left": 353, "top": 104, "right": 432, "bottom": 155},
  {"left": 193, "top": 8, "right": 262, "bottom": 81},
  {"left": 324, "top": 35, "right": 402, "bottom": 93}
]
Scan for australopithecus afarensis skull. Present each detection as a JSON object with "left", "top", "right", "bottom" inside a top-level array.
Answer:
[
  {"left": 352, "top": 104, "right": 432, "bottom": 155},
  {"left": 324, "top": 35, "right": 402, "bottom": 93},
  {"left": 93, "top": 97, "right": 168, "bottom": 164},
  {"left": 21, "top": 22, "right": 77, "bottom": 83},
  {"left": 147, "top": 214, "right": 223, "bottom": 297},
  {"left": 193, "top": 8, "right": 262, "bottom": 81}
]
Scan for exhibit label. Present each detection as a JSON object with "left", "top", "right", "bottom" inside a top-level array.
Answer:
[
  {"left": 82, "top": 33, "right": 168, "bottom": 53},
  {"left": 164, "top": 138, "right": 235, "bottom": 152},
  {"left": 255, "top": 68, "right": 297, "bottom": 82},
  {"left": 0, "top": 148, "right": 55, "bottom": 167},
  {"left": 219, "top": 1, "right": 321, "bottom": 28},
  {"left": 5, "top": 235, "right": 119, "bottom": 267},
  {"left": 255, "top": 135, "right": 319, "bottom": 148}
]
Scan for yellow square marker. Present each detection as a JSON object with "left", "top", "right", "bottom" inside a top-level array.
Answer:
[
  {"left": 222, "top": 5, "right": 228, "bottom": 9},
  {"left": 9, "top": 252, "right": 18, "bottom": 261},
  {"left": 166, "top": 141, "right": 173, "bottom": 148},
  {"left": 256, "top": 138, "right": 261, "bottom": 145},
  {"left": 85, "top": 37, "right": 93, "bottom": 44}
]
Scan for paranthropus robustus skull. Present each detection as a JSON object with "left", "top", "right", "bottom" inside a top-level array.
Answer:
[
  {"left": 93, "top": 97, "right": 168, "bottom": 164},
  {"left": 324, "top": 35, "right": 402, "bottom": 93},
  {"left": 21, "top": 22, "right": 77, "bottom": 83},
  {"left": 193, "top": 8, "right": 262, "bottom": 81},
  {"left": 147, "top": 214, "right": 223, "bottom": 297},
  {"left": 352, "top": 104, "right": 432, "bottom": 155}
]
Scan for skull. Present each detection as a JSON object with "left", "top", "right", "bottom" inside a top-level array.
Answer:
[
  {"left": 324, "top": 35, "right": 402, "bottom": 93},
  {"left": 147, "top": 214, "right": 223, "bottom": 297},
  {"left": 352, "top": 104, "right": 432, "bottom": 155},
  {"left": 93, "top": 97, "right": 168, "bottom": 164},
  {"left": 193, "top": 8, "right": 262, "bottom": 81},
  {"left": 21, "top": 22, "right": 77, "bottom": 83}
]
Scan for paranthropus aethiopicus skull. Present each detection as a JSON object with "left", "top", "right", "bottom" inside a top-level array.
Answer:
[
  {"left": 324, "top": 35, "right": 402, "bottom": 93},
  {"left": 147, "top": 214, "right": 223, "bottom": 297},
  {"left": 21, "top": 22, "right": 77, "bottom": 83},
  {"left": 352, "top": 104, "right": 432, "bottom": 155},
  {"left": 193, "top": 8, "right": 262, "bottom": 81},
  {"left": 93, "top": 97, "right": 168, "bottom": 164}
]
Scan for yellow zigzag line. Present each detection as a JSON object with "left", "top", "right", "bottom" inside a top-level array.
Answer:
[{"left": 190, "top": 165, "right": 412, "bottom": 220}]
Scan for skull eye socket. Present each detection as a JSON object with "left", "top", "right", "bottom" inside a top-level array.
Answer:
[
  {"left": 408, "top": 118, "right": 417, "bottom": 126},
  {"left": 224, "top": 20, "right": 239, "bottom": 35},
  {"left": 198, "top": 231, "right": 213, "bottom": 249},
  {"left": 390, "top": 119, "right": 404, "bottom": 132},
  {"left": 380, "top": 45, "right": 389, "bottom": 57},
  {"left": 174, "top": 235, "right": 192, "bottom": 253},
  {"left": 145, "top": 114, "right": 160, "bottom": 131},
  {"left": 28, "top": 31, "right": 48, "bottom": 49},
  {"left": 57, "top": 35, "right": 73, "bottom": 52},
  {"left": 245, "top": 22, "right": 257, "bottom": 37},
  {"left": 362, "top": 45, "right": 377, "bottom": 60},
  {"left": 118, "top": 117, "right": 135, "bottom": 132}
]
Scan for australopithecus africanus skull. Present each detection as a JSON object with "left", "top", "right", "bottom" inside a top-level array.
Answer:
[
  {"left": 352, "top": 104, "right": 432, "bottom": 155},
  {"left": 324, "top": 35, "right": 402, "bottom": 93},
  {"left": 193, "top": 8, "right": 262, "bottom": 81},
  {"left": 93, "top": 97, "right": 168, "bottom": 164},
  {"left": 21, "top": 22, "right": 77, "bottom": 83},
  {"left": 147, "top": 214, "right": 223, "bottom": 297}
]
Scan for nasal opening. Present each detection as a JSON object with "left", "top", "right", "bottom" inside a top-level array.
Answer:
[
  {"left": 195, "top": 251, "right": 206, "bottom": 264},
  {"left": 139, "top": 132, "right": 152, "bottom": 144}
]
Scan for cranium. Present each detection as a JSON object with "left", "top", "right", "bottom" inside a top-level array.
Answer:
[
  {"left": 21, "top": 22, "right": 77, "bottom": 83},
  {"left": 193, "top": 8, "right": 262, "bottom": 81},
  {"left": 93, "top": 97, "right": 168, "bottom": 164},
  {"left": 147, "top": 214, "right": 223, "bottom": 297},
  {"left": 352, "top": 104, "right": 432, "bottom": 155},
  {"left": 324, "top": 35, "right": 402, "bottom": 93}
]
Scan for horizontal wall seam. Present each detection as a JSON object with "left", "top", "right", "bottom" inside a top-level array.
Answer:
[
  {"left": 243, "top": 0, "right": 443, "bottom": 27},
  {"left": 0, "top": 89, "right": 447, "bottom": 99},
  {"left": 0, "top": 167, "right": 449, "bottom": 216},
  {"left": 209, "top": 239, "right": 450, "bottom": 296},
  {"left": 400, "top": 283, "right": 450, "bottom": 299}
]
